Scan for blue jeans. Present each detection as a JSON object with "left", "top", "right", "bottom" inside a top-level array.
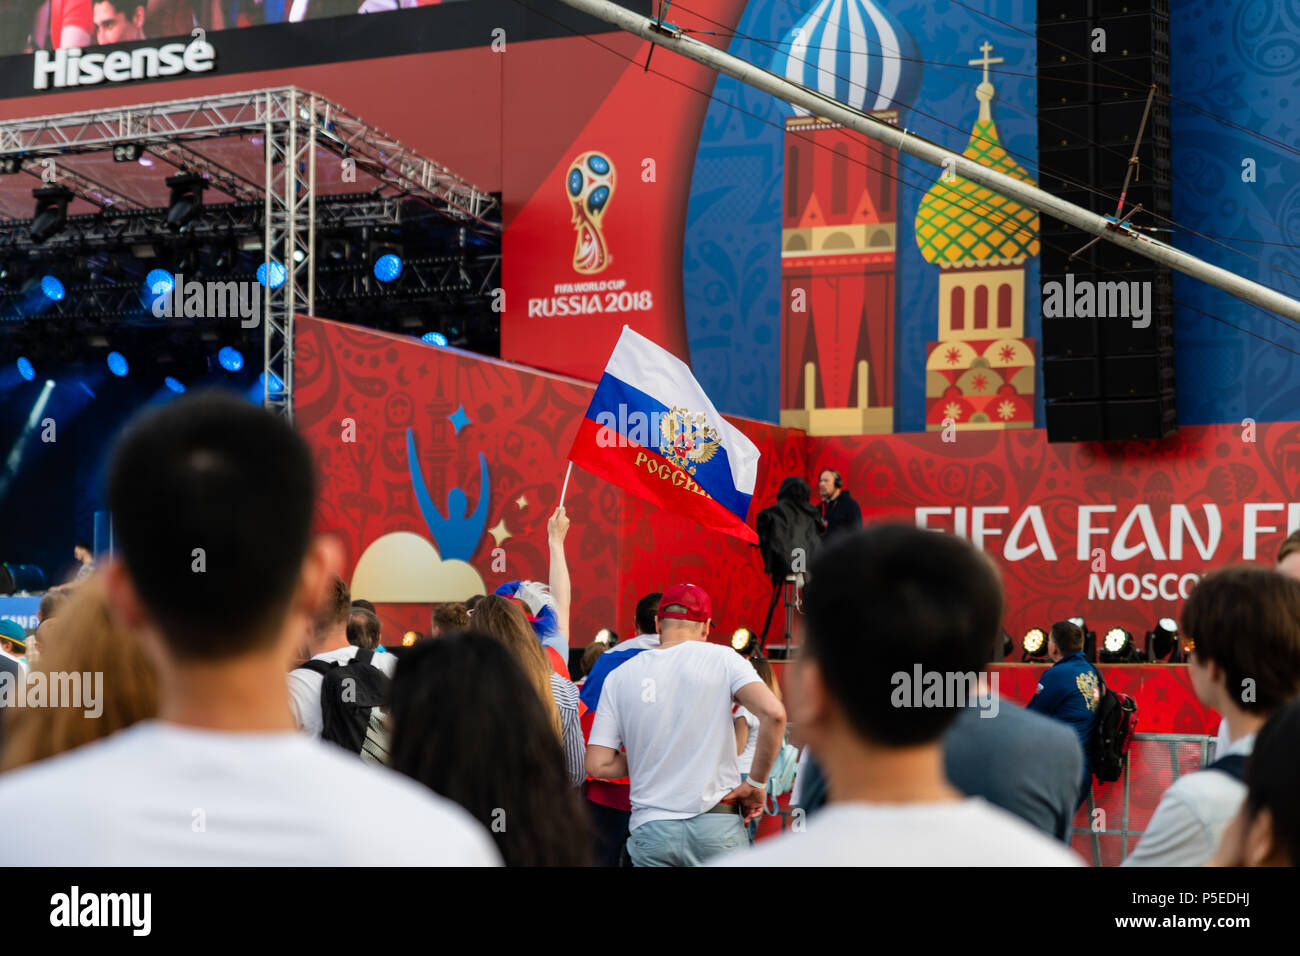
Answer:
[{"left": 626, "top": 813, "right": 747, "bottom": 866}]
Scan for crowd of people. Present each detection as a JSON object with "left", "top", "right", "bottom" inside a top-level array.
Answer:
[{"left": 0, "top": 391, "right": 1297, "bottom": 867}]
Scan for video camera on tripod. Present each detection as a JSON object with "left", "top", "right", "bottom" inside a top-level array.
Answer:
[{"left": 753, "top": 476, "right": 823, "bottom": 654}]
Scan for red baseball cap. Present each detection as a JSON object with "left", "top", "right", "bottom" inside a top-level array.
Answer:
[{"left": 658, "top": 583, "right": 712, "bottom": 623}]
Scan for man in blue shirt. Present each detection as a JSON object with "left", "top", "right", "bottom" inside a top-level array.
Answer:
[{"left": 1026, "top": 620, "right": 1100, "bottom": 810}]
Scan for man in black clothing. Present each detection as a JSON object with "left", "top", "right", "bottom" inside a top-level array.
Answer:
[{"left": 816, "top": 469, "right": 862, "bottom": 541}]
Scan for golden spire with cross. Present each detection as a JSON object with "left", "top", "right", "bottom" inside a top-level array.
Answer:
[{"left": 969, "top": 40, "right": 1004, "bottom": 122}]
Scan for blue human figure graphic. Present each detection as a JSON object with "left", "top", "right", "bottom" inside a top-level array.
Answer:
[{"left": 406, "top": 428, "right": 490, "bottom": 562}]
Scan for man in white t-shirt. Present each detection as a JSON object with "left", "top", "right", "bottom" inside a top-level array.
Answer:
[
  {"left": 587, "top": 583, "right": 787, "bottom": 867},
  {"left": 1124, "top": 566, "right": 1300, "bottom": 867},
  {"left": 288, "top": 574, "right": 396, "bottom": 739},
  {"left": 715, "top": 524, "right": 1081, "bottom": 867},
  {"left": 0, "top": 393, "right": 499, "bottom": 867}
]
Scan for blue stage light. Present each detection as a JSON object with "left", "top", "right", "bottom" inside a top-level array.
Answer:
[
  {"left": 218, "top": 347, "right": 244, "bottom": 372},
  {"left": 107, "top": 351, "right": 129, "bottom": 377},
  {"left": 257, "top": 260, "right": 286, "bottom": 289},
  {"left": 373, "top": 253, "right": 403, "bottom": 282},
  {"left": 421, "top": 332, "right": 448, "bottom": 347},
  {"left": 164, "top": 376, "right": 186, "bottom": 394},
  {"left": 146, "top": 269, "right": 174, "bottom": 294},
  {"left": 258, "top": 370, "right": 284, "bottom": 394},
  {"left": 16, "top": 357, "right": 35, "bottom": 381},
  {"left": 40, "top": 275, "right": 65, "bottom": 301}
]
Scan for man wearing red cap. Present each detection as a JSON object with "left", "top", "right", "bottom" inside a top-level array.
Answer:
[{"left": 586, "top": 583, "right": 787, "bottom": 866}]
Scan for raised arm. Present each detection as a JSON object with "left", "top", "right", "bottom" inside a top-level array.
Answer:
[{"left": 548, "top": 506, "right": 572, "bottom": 644}]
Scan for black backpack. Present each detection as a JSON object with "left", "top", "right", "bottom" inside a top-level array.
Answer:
[
  {"left": 1089, "top": 668, "right": 1138, "bottom": 783},
  {"left": 297, "top": 649, "right": 392, "bottom": 762}
]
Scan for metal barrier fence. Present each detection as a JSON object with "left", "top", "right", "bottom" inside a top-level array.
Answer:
[{"left": 1071, "top": 732, "right": 1218, "bottom": 867}]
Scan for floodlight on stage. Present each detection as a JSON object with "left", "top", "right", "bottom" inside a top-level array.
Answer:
[
  {"left": 421, "top": 332, "right": 448, "bottom": 346},
  {"left": 1101, "top": 626, "right": 1134, "bottom": 663},
  {"left": 256, "top": 260, "right": 286, "bottom": 289},
  {"left": 731, "top": 627, "right": 757, "bottom": 656},
  {"left": 594, "top": 628, "right": 614, "bottom": 645},
  {"left": 218, "top": 347, "right": 244, "bottom": 372},
  {"left": 16, "top": 358, "right": 35, "bottom": 381},
  {"left": 0, "top": 156, "right": 21, "bottom": 174},
  {"left": 164, "top": 173, "right": 207, "bottom": 232},
  {"left": 402, "top": 631, "right": 419, "bottom": 646},
  {"left": 40, "top": 276, "right": 65, "bottom": 301},
  {"left": 146, "top": 269, "right": 174, "bottom": 295},
  {"left": 113, "top": 144, "right": 144, "bottom": 162},
  {"left": 30, "top": 186, "right": 73, "bottom": 243},
  {"left": 164, "top": 377, "right": 186, "bottom": 394},
  {"left": 106, "top": 352, "right": 129, "bottom": 377},
  {"left": 1147, "top": 617, "right": 1181, "bottom": 662},
  {"left": 1022, "top": 627, "right": 1048, "bottom": 660},
  {"left": 373, "top": 253, "right": 403, "bottom": 282}
]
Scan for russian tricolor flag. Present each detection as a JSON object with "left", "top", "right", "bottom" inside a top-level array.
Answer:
[{"left": 569, "top": 327, "right": 760, "bottom": 543}]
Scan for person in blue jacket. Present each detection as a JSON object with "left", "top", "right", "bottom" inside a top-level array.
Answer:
[{"left": 1026, "top": 620, "right": 1100, "bottom": 810}]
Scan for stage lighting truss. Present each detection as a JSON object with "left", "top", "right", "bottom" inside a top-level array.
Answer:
[{"left": 0, "top": 87, "right": 501, "bottom": 421}]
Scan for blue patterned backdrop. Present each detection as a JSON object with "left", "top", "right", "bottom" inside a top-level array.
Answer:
[{"left": 683, "top": 0, "right": 1300, "bottom": 429}]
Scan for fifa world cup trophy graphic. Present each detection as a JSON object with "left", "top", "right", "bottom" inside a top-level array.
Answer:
[{"left": 566, "top": 151, "right": 615, "bottom": 274}]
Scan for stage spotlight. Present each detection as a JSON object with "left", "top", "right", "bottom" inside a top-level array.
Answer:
[
  {"left": 106, "top": 352, "right": 129, "bottom": 377},
  {"left": 1101, "top": 626, "right": 1134, "bottom": 663},
  {"left": 421, "top": 332, "right": 448, "bottom": 346},
  {"left": 1022, "top": 627, "right": 1048, "bottom": 660},
  {"left": 146, "top": 268, "right": 174, "bottom": 295},
  {"left": 16, "top": 358, "right": 35, "bottom": 381},
  {"left": 258, "top": 370, "right": 284, "bottom": 394},
  {"left": 731, "top": 627, "right": 757, "bottom": 656},
  {"left": 218, "top": 347, "right": 244, "bottom": 372},
  {"left": 30, "top": 185, "right": 72, "bottom": 243},
  {"left": 164, "top": 377, "right": 186, "bottom": 394},
  {"left": 113, "top": 143, "right": 143, "bottom": 162},
  {"left": 0, "top": 156, "right": 22, "bottom": 174},
  {"left": 402, "top": 631, "right": 419, "bottom": 647},
  {"left": 594, "top": 628, "right": 614, "bottom": 645},
  {"left": 373, "top": 253, "right": 403, "bottom": 282},
  {"left": 39, "top": 275, "right": 65, "bottom": 301},
  {"left": 164, "top": 173, "right": 207, "bottom": 232},
  {"left": 1147, "top": 617, "right": 1181, "bottom": 663},
  {"left": 256, "top": 260, "right": 286, "bottom": 289}
]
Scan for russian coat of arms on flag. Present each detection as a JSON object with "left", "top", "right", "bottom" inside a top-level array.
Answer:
[{"left": 568, "top": 327, "right": 760, "bottom": 543}]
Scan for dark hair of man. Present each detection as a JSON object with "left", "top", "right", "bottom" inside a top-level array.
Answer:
[
  {"left": 1243, "top": 697, "right": 1300, "bottom": 865},
  {"left": 464, "top": 594, "right": 484, "bottom": 614},
  {"left": 312, "top": 574, "right": 350, "bottom": 637},
  {"left": 1050, "top": 620, "right": 1084, "bottom": 655},
  {"left": 432, "top": 602, "right": 470, "bottom": 634},
  {"left": 1181, "top": 566, "right": 1300, "bottom": 714},
  {"left": 347, "top": 608, "right": 381, "bottom": 650},
  {"left": 39, "top": 590, "right": 70, "bottom": 621},
  {"left": 634, "top": 592, "right": 662, "bottom": 636},
  {"left": 1277, "top": 530, "right": 1300, "bottom": 564},
  {"left": 105, "top": 391, "right": 316, "bottom": 660},
  {"left": 802, "top": 524, "right": 1003, "bottom": 746},
  {"left": 351, "top": 598, "right": 376, "bottom": 613},
  {"left": 388, "top": 630, "right": 593, "bottom": 866},
  {"left": 95, "top": 0, "right": 145, "bottom": 15}
]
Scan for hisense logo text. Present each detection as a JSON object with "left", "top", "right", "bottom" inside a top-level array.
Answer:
[{"left": 34, "top": 39, "right": 215, "bottom": 90}]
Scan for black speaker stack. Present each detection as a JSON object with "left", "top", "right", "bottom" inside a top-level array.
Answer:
[{"left": 1037, "top": 0, "right": 1176, "bottom": 442}]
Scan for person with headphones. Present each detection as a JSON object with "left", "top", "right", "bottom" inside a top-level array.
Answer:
[{"left": 816, "top": 469, "right": 862, "bottom": 542}]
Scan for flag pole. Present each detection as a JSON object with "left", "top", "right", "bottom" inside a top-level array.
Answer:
[{"left": 559, "top": 461, "right": 573, "bottom": 506}]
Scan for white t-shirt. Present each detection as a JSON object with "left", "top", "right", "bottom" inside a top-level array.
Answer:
[
  {"left": 713, "top": 798, "right": 1083, "bottom": 866},
  {"left": 734, "top": 705, "right": 759, "bottom": 776},
  {"left": 589, "top": 640, "right": 760, "bottom": 831},
  {"left": 0, "top": 721, "right": 501, "bottom": 866},
  {"left": 288, "top": 645, "right": 397, "bottom": 738}
]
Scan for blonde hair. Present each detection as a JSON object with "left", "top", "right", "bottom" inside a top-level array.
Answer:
[
  {"left": 1, "top": 578, "right": 159, "bottom": 771},
  {"left": 752, "top": 656, "right": 783, "bottom": 702},
  {"left": 472, "top": 595, "right": 562, "bottom": 740}
]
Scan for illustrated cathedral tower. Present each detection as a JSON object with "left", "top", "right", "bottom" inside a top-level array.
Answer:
[
  {"left": 772, "top": 0, "right": 920, "bottom": 436},
  {"left": 915, "top": 42, "right": 1040, "bottom": 431}
]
